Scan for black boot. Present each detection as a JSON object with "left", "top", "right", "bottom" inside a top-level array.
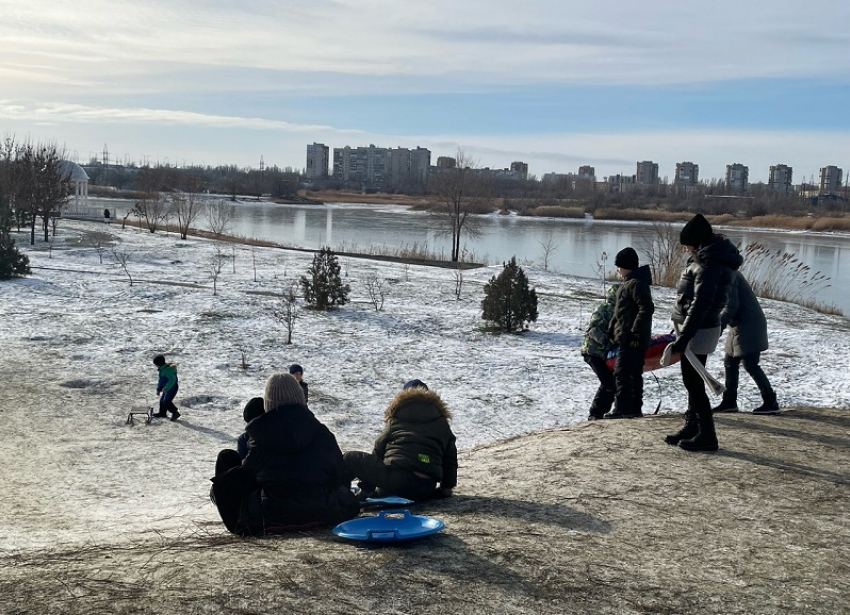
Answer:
[
  {"left": 711, "top": 392, "right": 738, "bottom": 413},
  {"left": 679, "top": 411, "right": 718, "bottom": 452},
  {"left": 752, "top": 392, "right": 779, "bottom": 415},
  {"left": 665, "top": 409, "right": 698, "bottom": 446}
]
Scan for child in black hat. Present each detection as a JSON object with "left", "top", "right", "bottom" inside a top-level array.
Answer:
[
  {"left": 153, "top": 354, "right": 180, "bottom": 421},
  {"left": 289, "top": 363, "right": 309, "bottom": 403},
  {"left": 604, "top": 247, "right": 654, "bottom": 419}
]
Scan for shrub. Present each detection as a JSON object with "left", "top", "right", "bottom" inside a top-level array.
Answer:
[
  {"left": 300, "top": 247, "right": 350, "bottom": 310},
  {"left": 481, "top": 257, "right": 538, "bottom": 332}
]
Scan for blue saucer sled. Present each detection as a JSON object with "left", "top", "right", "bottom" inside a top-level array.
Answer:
[{"left": 333, "top": 510, "right": 445, "bottom": 543}]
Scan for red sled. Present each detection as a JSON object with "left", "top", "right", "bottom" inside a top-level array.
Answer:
[{"left": 606, "top": 333, "right": 681, "bottom": 372}]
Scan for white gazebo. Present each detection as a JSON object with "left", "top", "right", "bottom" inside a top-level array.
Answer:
[{"left": 58, "top": 160, "right": 104, "bottom": 219}]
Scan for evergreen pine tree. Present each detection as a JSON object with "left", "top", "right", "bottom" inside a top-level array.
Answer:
[
  {"left": 481, "top": 257, "right": 538, "bottom": 332},
  {"left": 0, "top": 187, "right": 30, "bottom": 280},
  {"left": 300, "top": 247, "right": 350, "bottom": 310}
]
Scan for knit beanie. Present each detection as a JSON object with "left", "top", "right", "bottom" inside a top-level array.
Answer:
[
  {"left": 289, "top": 363, "right": 303, "bottom": 375},
  {"left": 243, "top": 397, "right": 265, "bottom": 423},
  {"left": 153, "top": 355, "right": 165, "bottom": 367},
  {"left": 680, "top": 214, "right": 713, "bottom": 247},
  {"left": 403, "top": 379, "right": 429, "bottom": 391},
  {"left": 614, "top": 247, "right": 639, "bottom": 270},
  {"left": 263, "top": 372, "right": 305, "bottom": 410}
]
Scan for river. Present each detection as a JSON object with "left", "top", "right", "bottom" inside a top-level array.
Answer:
[{"left": 99, "top": 198, "right": 850, "bottom": 314}]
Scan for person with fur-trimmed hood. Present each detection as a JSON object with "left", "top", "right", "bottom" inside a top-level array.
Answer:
[{"left": 344, "top": 379, "right": 458, "bottom": 502}]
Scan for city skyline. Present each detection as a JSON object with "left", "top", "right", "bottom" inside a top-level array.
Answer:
[{"left": 2, "top": 0, "right": 849, "bottom": 183}]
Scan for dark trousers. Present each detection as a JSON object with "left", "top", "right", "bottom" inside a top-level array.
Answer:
[
  {"left": 681, "top": 353, "right": 710, "bottom": 417},
  {"left": 583, "top": 354, "right": 616, "bottom": 417},
  {"left": 613, "top": 345, "right": 645, "bottom": 415},
  {"left": 343, "top": 451, "right": 437, "bottom": 502},
  {"left": 159, "top": 385, "right": 179, "bottom": 414},
  {"left": 210, "top": 449, "right": 257, "bottom": 535},
  {"left": 723, "top": 352, "right": 774, "bottom": 399}
]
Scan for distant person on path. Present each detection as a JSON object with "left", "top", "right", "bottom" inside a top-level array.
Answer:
[
  {"left": 712, "top": 270, "right": 779, "bottom": 415},
  {"left": 289, "top": 363, "right": 309, "bottom": 403},
  {"left": 236, "top": 397, "right": 265, "bottom": 459},
  {"left": 604, "top": 247, "right": 654, "bottom": 419},
  {"left": 344, "top": 379, "right": 458, "bottom": 502},
  {"left": 153, "top": 354, "right": 180, "bottom": 421},
  {"left": 666, "top": 214, "right": 743, "bottom": 451},
  {"left": 210, "top": 373, "right": 358, "bottom": 536},
  {"left": 581, "top": 283, "right": 619, "bottom": 420}
]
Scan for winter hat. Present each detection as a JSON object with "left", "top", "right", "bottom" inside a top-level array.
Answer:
[
  {"left": 243, "top": 397, "right": 265, "bottom": 423},
  {"left": 403, "top": 379, "right": 428, "bottom": 391},
  {"left": 614, "top": 247, "right": 639, "bottom": 270},
  {"left": 680, "top": 214, "right": 713, "bottom": 247},
  {"left": 263, "top": 372, "right": 305, "bottom": 410},
  {"left": 289, "top": 363, "right": 303, "bottom": 375},
  {"left": 153, "top": 355, "right": 165, "bottom": 367}
]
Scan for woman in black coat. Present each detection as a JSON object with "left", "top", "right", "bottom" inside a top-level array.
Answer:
[
  {"left": 666, "top": 214, "right": 743, "bottom": 452},
  {"left": 210, "top": 373, "right": 358, "bottom": 536}
]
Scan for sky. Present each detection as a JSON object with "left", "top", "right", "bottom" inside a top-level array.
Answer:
[
  {"left": 2, "top": 0, "right": 850, "bottom": 182},
  {"left": 2, "top": 214, "right": 849, "bottom": 551}
]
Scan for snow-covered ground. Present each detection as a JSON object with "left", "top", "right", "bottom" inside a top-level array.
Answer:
[{"left": 2, "top": 219, "right": 848, "bottom": 553}]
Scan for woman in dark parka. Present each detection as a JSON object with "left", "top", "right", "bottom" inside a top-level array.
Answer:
[
  {"left": 666, "top": 214, "right": 743, "bottom": 452},
  {"left": 210, "top": 373, "right": 358, "bottom": 536}
]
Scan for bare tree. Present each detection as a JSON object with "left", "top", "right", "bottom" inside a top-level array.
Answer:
[
  {"left": 594, "top": 251, "right": 609, "bottom": 296},
  {"left": 638, "top": 221, "right": 686, "bottom": 287},
  {"left": 135, "top": 167, "right": 168, "bottom": 233},
  {"left": 111, "top": 248, "right": 133, "bottom": 286},
  {"left": 91, "top": 239, "right": 107, "bottom": 264},
  {"left": 453, "top": 265, "right": 463, "bottom": 300},
  {"left": 428, "top": 149, "right": 494, "bottom": 262},
  {"left": 14, "top": 142, "right": 70, "bottom": 245},
  {"left": 273, "top": 280, "right": 300, "bottom": 344},
  {"left": 362, "top": 272, "right": 387, "bottom": 311},
  {"left": 172, "top": 175, "right": 205, "bottom": 240},
  {"left": 205, "top": 200, "right": 234, "bottom": 238},
  {"left": 237, "top": 347, "right": 250, "bottom": 369},
  {"left": 538, "top": 232, "right": 559, "bottom": 271},
  {"left": 209, "top": 246, "right": 226, "bottom": 295}
]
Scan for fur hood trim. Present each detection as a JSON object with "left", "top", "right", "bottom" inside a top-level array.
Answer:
[{"left": 384, "top": 388, "right": 452, "bottom": 421}]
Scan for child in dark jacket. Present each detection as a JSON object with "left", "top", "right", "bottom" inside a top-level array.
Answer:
[
  {"left": 344, "top": 379, "right": 458, "bottom": 502},
  {"left": 153, "top": 355, "right": 180, "bottom": 421},
  {"left": 236, "top": 397, "right": 265, "bottom": 459},
  {"left": 605, "top": 247, "right": 654, "bottom": 419}
]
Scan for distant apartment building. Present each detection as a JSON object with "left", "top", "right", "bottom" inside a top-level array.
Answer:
[
  {"left": 542, "top": 172, "right": 576, "bottom": 184},
  {"left": 635, "top": 161, "right": 659, "bottom": 185},
  {"left": 510, "top": 161, "right": 529, "bottom": 180},
  {"left": 674, "top": 161, "right": 699, "bottom": 186},
  {"left": 436, "top": 156, "right": 456, "bottom": 169},
  {"left": 725, "top": 163, "right": 749, "bottom": 192},
  {"left": 332, "top": 144, "right": 391, "bottom": 187},
  {"left": 388, "top": 146, "right": 431, "bottom": 187},
  {"left": 819, "top": 165, "right": 844, "bottom": 194},
  {"left": 578, "top": 165, "right": 596, "bottom": 180},
  {"left": 306, "top": 142, "right": 329, "bottom": 180},
  {"left": 768, "top": 164, "right": 793, "bottom": 193},
  {"left": 606, "top": 174, "right": 636, "bottom": 194}
]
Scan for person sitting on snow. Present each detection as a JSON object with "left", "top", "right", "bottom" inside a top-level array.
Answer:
[
  {"left": 236, "top": 397, "right": 265, "bottom": 460},
  {"left": 344, "top": 379, "right": 458, "bottom": 502}
]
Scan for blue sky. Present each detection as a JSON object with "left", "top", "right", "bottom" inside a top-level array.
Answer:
[{"left": 2, "top": 0, "right": 849, "bottom": 182}]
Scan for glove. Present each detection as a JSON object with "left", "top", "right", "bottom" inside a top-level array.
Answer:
[{"left": 671, "top": 336, "right": 689, "bottom": 354}]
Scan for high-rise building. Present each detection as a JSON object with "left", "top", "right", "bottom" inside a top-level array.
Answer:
[
  {"left": 635, "top": 161, "right": 659, "bottom": 185},
  {"left": 306, "top": 142, "right": 329, "bottom": 179},
  {"left": 768, "top": 164, "right": 793, "bottom": 193},
  {"left": 819, "top": 165, "right": 844, "bottom": 193},
  {"left": 674, "top": 161, "right": 699, "bottom": 186},
  {"left": 436, "top": 156, "right": 456, "bottom": 169},
  {"left": 510, "top": 161, "right": 529, "bottom": 180},
  {"left": 578, "top": 165, "right": 595, "bottom": 179},
  {"left": 389, "top": 146, "right": 431, "bottom": 186},
  {"left": 725, "top": 163, "right": 749, "bottom": 192},
  {"left": 332, "top": 144, "right": 391, "bottom": 186}
]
